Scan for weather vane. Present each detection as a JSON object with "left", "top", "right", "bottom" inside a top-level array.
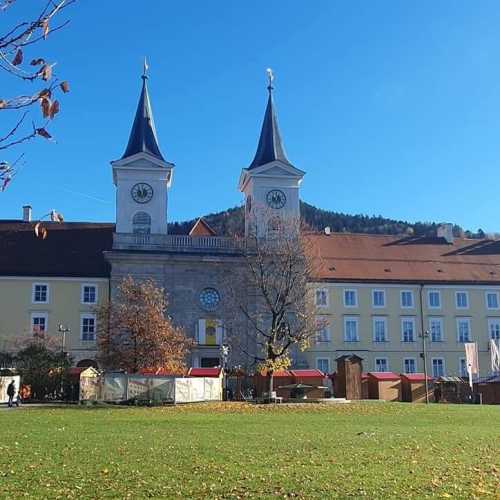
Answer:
[
  {"left": 266, "top": 67, "right": 274, "bottom": 93},
  {"left": 143, "top": 56, "right": 149, "bottom": 79}
]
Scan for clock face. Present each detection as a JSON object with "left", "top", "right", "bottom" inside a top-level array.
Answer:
[
  {"left": 131, "top": 183, "right": 153, "bottom": 204},
  {"left": 266, "top": 189, "right": 286, "bottom": 209}
]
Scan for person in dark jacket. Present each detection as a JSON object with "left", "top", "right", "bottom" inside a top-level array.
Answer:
[{"left": 7, "top": 380, "right": 15, "bottom": 408}]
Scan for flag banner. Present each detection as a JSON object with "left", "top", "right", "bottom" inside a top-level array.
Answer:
[
  {"left": 491, "top": 339, "right": 500, "bottom": 374},
  {"left": 464, "top": 342, "right": 479, "bottom": 389}
]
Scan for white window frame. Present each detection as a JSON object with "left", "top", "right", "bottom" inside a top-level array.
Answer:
[
  {"left": 316, "top": 358, "right": 330, "bottom": 374},
  {"left": 456, "top": 317, "right": 471, "bottom": 343},
  {"left": 429, "top": 317, "right": 444, "bottom": 342},
  {"left": 80, "top": 313, "right": 96, "bottom": 342},
  {"left": 30, "top": 311, "right": 48, "bottom": 334},
  {"left": 455, "top": 291, "right": 468, "bottom": 310},
  {"left": 431, "top": 357, "right": 446, "bottom": 378},
  {"left": 343, "top": 316, "right": 359, "bottom": 342},
  {"left": 372, "top": 316, "right": 388, "bottom": 343},
  {"left": 458, "top": 357, "right": 467, "bottom": 377},
  {"left": 315, "top": 318, "right": 331, "bottom": 344},
  {"left": 427, "top": 290, "right": 441, "bottom": 309},
  {"left": 32, "top": 282, "right": 49, "bottom": 304},
  {"left": 486, "top": 291, "right": 500, "bottom": 310},
  {"left": 315, "top": 288, "right": 329, "bottom": 308},
  {"left": 343, "top": 289, "right": 358, "bottom": 308},
  {"left": 400, "top": 290, "right": 414, "bottom": 309},
  {"left": 487, "top": 318, "right": 500, "bottom": 340},
  {"left": 401, "top": 317, "right": 416, "bottom": 343},
  {"left": 81, "top": 283, "right": 98, "bottom": 305},
  {"left": 403, "top": 357, "right": 417, "bottom": 374},
  {"left": 374, "top": 357, "right": 389, "bottom": 372},
  {"left": 372, "top": 289, "right": 386, "bottom": 308}
]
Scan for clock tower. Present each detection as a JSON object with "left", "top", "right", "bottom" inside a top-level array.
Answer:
[
  {"left": 238, "top": 70, "right": 305, "bottom": 238},
  {"left": 111, "top": 68, "right": 173, "bottom": 239}
]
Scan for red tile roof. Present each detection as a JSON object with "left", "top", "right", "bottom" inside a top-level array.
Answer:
[
  {"left": 188, "top": 218, "right": 217, "bottom": 237},
  {"left": 401, "top": 373, "right": 433, "bottom": 382},
  {"left": 307, "top": 232, "right": 500, "bottom": 284},
  {"left": 290, "top": 369, "right": 325, "bottom": 378},
  {"left": 367, "top": 371, "right": 400, "bottom": 381},
  {"left": 188, "top": 367, "right": 222, "bottom": 377}
]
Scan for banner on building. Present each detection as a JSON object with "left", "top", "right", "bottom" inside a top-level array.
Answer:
[
  {"left": 491, "top": 339, "right": 500, "bottom": 374},
  {"left": 464, "top": 342, "right": 479, "bottom": 389}
]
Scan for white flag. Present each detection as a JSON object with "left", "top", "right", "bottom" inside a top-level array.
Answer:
[
  {"left": 491, "top": 339, "right": 500, "bottom": 374},
  {"left": 464, "top": 342, "right": 479, "bottom": 389}
]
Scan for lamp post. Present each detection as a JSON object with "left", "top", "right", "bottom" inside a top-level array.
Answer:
[
  {"left": 220, "top": 343, "right": 230, "bottom": 401},
  {"left": 58, "top": 324, "right": 70, "bottom": 355},
  {"left": 418, "top": 284, "right": 431, "bottom": 404}
]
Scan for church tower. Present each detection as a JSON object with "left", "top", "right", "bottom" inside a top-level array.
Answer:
[
  {"left": 111, "top": 66, "right": 173, "bottom": 240},
  {"left": 238, "top": 70, "right": 305, "bottom": 238}
]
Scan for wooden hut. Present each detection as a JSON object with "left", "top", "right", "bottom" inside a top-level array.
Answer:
[
  {"left": 361, "top": 373, "right": 369, "bottom": 399},
  {"left": 334, "top": 355, "right": 363, "bottom": 399},
  {"left": 367, "top": 372, "right": 401, "bottom": 401},
  {"left": 474, "top": 375, "right": 500, "bottom": 405},
  {"left": 435, "top": 376, "right": 471, "bottom": 403},
  {"left": 400, "top": 373, "right": 434, "bottom": 403},
  {"left": 253, "top": 370, "right": 294, "bottom": 400},
  {"left": 289, "top": 369, "right": 326, "bottom": 399}
]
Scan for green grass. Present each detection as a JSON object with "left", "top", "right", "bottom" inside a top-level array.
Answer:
[{"left": 0, "top": 402, "right": 499, "bottom": 499}]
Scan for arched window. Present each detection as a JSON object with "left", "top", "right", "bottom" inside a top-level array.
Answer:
[
  {"left": 132, "top": 212, "right": 151, "bottom": 234},
  {"left": 267, "top": 216, "right": 281, "bottom": 237}
]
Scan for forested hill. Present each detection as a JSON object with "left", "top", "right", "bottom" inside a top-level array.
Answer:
[{"left": 168, "top": 201, "right": 485, "bottom": 238}]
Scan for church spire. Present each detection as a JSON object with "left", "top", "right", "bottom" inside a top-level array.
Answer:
[
  {"left": 248, "top": 68, "right": 291, "bottom": 169},
  {"left": 121, "top": 61, "right": 165, "bottom": 161}
]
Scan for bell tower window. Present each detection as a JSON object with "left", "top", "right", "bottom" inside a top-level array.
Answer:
[{"left": 133, "top": 212, "right": 151, "bottom": 242}]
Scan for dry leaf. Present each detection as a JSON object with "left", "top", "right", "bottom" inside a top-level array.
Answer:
[
  {"left": 36, "top": 128, "right": 52, "bottom": 139},
  {"left": 30, "top": 58, "right": 45, "bottom": 66},
  {"left": 0, "top": 100, "right": 6, "bottom": 109},
  {"left": 12, "top": 49, "right": 23, "bottom": 66},
  {"left": 60, "top": 81, "right": 69, "bottom": 93},
  {"left": 40, "top": 97, "right": 51, "bottom": 118},
  {"left": 42, "top": 20, "right": 49, "bottom": 39},
  {"left": 34, "top": 223, "right": 47, "bottom": 240},
  {"left": 49, "top": 100, "right": 60, "bottom": 119},
  {"left": 38, "top": 88, "right": 51, "bottom": 99},
  {"left": 39, "top": 64, "right": 52, "bottom": 81}
]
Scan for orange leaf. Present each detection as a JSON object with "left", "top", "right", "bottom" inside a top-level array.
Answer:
[
  {"left": 38, "top": 88, "right": 51, "bottom": 99},
  {"left": 0, "top": 100, "right": 6, "bottom": 109},
  {"left": 12, "top": 49, "right": 23, "bottom": 66},
  {"left": 30, "top": 58, "right": 45, "bottom": 66},
  {"left": 40, "top": 97, "right": 51, "bottom": 118},
  {"left": 36, "top": 128, "right": 52, "bottom": 139},
  {"left": 42, "top": 20, "right": 49, "bottom": 39},
  {"left": 49, "top": 100, "right": 60, "bottom": 119},
  {"left": 60, "top": 81, "right": 69, "bottom": 93},
  {"left": 39, "top": 64, "right": 52, "bottom": 81}
]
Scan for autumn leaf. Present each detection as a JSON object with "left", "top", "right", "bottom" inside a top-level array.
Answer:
[
  {"left": 39, "top": 64, "right": 52, "bottom": 81},
  {"left": 0, "top": 100, "right": 6, "bottom": 109},
  {"left": 38, "top": 88, "right": 51, "bottom": 99},
  {"left": 30, "top": 58, "right": 45, "bottom": 66},
  {"left": 36, "top": 128, "right": 52, "bottom": 139},
  {"left": 49, "top": 100, "right": 60, "bottom": 119},
  {"left": 42, "top": 20, "right": 49, "bottom": 39},
  {"left": 60, "top": 81, "right": 69, "bottom": 93},
  {"left": 12, "top": 49, "right": 23, "bottom": 66},
  {"left": 40, "top": 97, "right": 51, "bottom": 118},
  {"left": 34, "top": 223, "right": 47, "bottom": 240}
]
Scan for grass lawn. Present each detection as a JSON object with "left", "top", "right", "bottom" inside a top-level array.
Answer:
[{"left": 0, "top": 402, "right": 498, "bottom": 499}]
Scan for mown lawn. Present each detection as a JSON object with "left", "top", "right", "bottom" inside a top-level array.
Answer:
[{"left": 0, "top": 402, "right": 498, "bottom": 499}]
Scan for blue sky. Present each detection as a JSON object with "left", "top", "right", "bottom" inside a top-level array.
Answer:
[{"left": 2, "top": 1, "right": 500, "bottom": 231}]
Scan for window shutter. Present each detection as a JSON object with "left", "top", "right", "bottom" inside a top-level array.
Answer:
[{"left": 198, "top": 319, "right": 206, "bottom": 345}]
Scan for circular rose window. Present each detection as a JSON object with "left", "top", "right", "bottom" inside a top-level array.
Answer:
[{"left": 199, "top": 287, "right": 220, "bottom": 311}]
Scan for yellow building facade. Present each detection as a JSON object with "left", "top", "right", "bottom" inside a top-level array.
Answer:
[{"left": 0, "top": 276, "right": 108, "bottom": 365}]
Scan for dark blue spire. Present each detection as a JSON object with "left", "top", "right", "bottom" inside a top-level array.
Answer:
[
  {"left": 249, "top": 73, "right": 291, "bottom": 169},
  {"left": 122, "top": 72, "right": 165, "bottom": 161}
]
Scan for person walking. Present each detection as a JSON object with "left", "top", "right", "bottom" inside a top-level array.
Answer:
[{"left": 6, "top": 380, "right": 16, "bottom": 408}]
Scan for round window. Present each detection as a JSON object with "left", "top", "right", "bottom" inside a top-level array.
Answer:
[{"left": 199, "top": 288, "right": 220, "bottom": 311}]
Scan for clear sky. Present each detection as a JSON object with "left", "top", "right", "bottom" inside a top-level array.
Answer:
[{"left": 2, "top": 1, "right": 500, "bottom": 232}]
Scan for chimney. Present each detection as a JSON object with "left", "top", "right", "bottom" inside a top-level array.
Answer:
[
  {"left": 22, "top": 205, "right": 32, "bottom": 222},
  {"left": 437, "top": 223, "right": 454, "bottom": 244}
]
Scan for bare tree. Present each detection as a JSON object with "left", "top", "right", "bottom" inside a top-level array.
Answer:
[
  {"left": 0, "top": 0, "right": 75, "bottom": 190},
  {"left": 96, "top": 277, "right": 193, "bottom": 374},
  {"left": 223, "top": 215, "right": 323, "bottom": 395}
]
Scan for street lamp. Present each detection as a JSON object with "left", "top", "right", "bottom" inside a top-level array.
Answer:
[
  {"left": 58, "top": 324, "right": 70, "bottom": 355},
  {"left": 220, "top": 343, "right": 230, "bottom": 400},
  {"left": 419, "top": 329, "right": 430, "bottom": 404}
]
